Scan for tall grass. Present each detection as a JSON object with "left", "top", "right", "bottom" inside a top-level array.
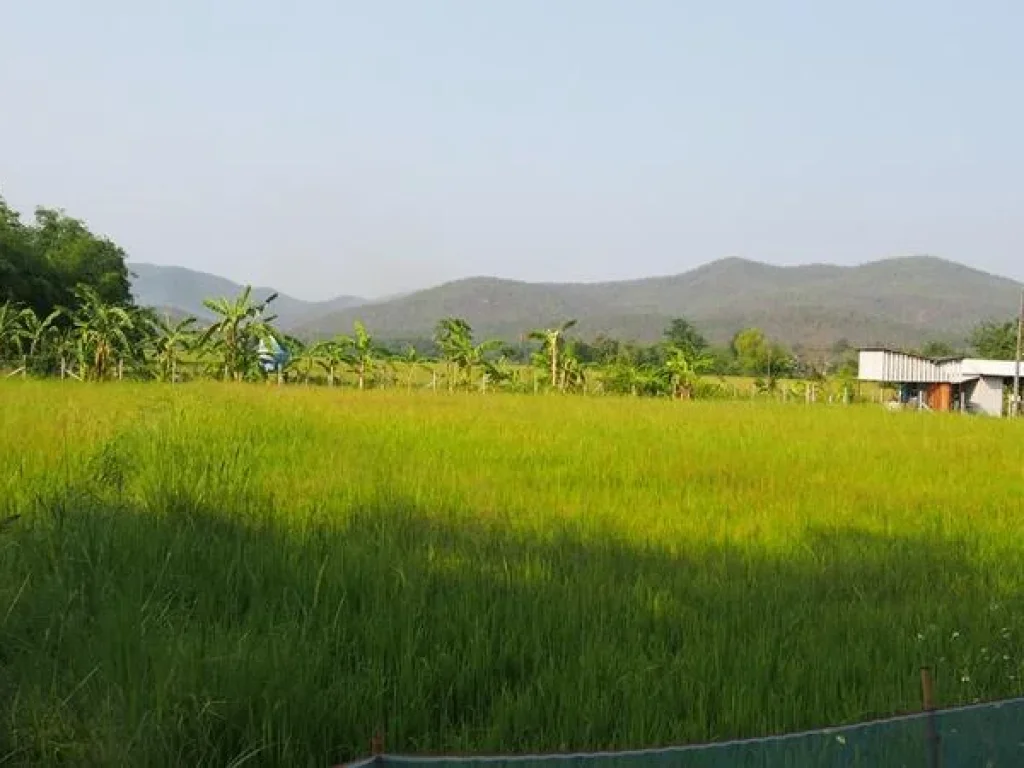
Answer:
[{"left": 1, "top": 380, "right": 1022, "bottom": 766}]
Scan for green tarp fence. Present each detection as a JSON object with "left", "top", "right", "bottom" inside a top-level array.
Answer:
[{"left": 344, "top": 696, "right": 1024, "bottom": 767}]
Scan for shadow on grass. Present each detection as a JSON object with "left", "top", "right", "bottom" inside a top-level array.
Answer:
[{"left": 1, "top": 480, "right": 1023, "bottom": 767}]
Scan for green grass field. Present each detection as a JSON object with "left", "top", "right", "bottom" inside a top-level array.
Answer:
[{"left": 1, "top": 381, "right": 1022, "bottom": 766}]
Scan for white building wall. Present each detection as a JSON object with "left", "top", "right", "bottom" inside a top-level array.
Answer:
[
  {"left": 967, "top": 376, "right": 1004, "bottom": 417},
  {"left": 858, "top": 351, "right": 887, "bottom": 381},
  {"left": 857, "top": 350, "right": 954, "bottom": 383}
]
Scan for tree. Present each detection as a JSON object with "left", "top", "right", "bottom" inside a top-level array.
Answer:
[
  {"left": 1, "top": 196, "right": 134, "bottom": 322},
  {"left": 603, "top": 359, "right": 661, "bottom": 397},
  {"left": 0, "top": 202, "right": 54, "bottom": 316},
  {"left": 434, "top": 317, "right": 474, "bottom": 392},
  {"left": 662, "top": 344, "right": 714, "bottom": 399},
  {"left": 663, "top": 318, "right": 708, "bottom": 357},
  {"left": 919, "top": 340, "right": 957, "bottom": 359},
  {"left": 0, "top": 302, "right": 31, "bottom": 369},
  {"left": 336, "top": 321, "right": 382, "bottom": 390},
  {"left": 970, "top": 320, "right": 1017, "bottom": 360},
  {"left": 731, "top": 327, "right": 793, "bottom": 379},
  {"left": 31, "top": 207, "right": 133, "bottom": 309},
  {"left": 199, "top": 286, "right": 280, "bottom": 381},
  {"left": 464, "top": 337, "right": 504, "bottom": 391},
  {"left": 150, "top": 314, "right": 197, "bottom": 382},
  {"left": 732, "top": 328, "right": 770, "bottom": 375},
  {"left": 529, "top": 319, "right": 578, "bottom": 391},
  {"left": 432, "top": 318, "right": 501, "bottom": 391},
  {"left": 20, "top": 306, "right": 63, "bottom": 376},
  {"left": 312, "top": 339, "right": 346, "bottom": 387},
  {"left": 481, "top": 353, "right": 519, "bottom": 392},
  {"left": 70, "top": 285, "right": 136, "bottom": 380},
  {"left": 557, "top": 339, "right": 587, "bottom": 392}
]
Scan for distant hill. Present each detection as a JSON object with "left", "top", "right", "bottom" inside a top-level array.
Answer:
[
  {"left": 131, "top": 257, "right": 1022, "bottom": 350},
  {"left": 129, "top": 263, "right": 365, "bottom": 328},
  {"left": 295, "top": 256, "right": 1022, "bottom": 349}
]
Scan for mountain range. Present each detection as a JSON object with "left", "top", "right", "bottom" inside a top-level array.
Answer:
[
  {"left": 129, "top": 264, "right": 366, "bottom": 328},
  {"left": 129, "top": 256, "right": 1022, "bottom": 350}
]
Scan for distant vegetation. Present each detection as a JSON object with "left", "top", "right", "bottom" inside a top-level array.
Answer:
[
  {"left": 288, "top": 255, "right": 1022, "bottom": 351},
  {"left": 129, "top": 258, "right": 1023, "bottom": 356},
  {"left": 3, "top": 195, "right": 1021, "bottom": 400}
]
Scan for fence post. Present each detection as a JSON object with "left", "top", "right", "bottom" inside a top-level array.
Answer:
[
  {"left": 921, "top": 666, "right": 941, "bottom": 768},
  {"left": 371, "top": 729, "right": 385, "bottom": 759}
]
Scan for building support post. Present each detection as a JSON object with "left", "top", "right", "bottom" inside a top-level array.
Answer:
[{"left": 1014, "top": 288, "right": 1024, "bottom": 417}]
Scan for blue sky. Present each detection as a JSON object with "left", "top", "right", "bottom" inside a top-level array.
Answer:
[{"left": 2, "top": 1, "right": 1022, "bottom": 299}]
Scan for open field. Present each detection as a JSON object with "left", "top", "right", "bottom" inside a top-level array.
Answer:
[{"left": 1, "top": 381, "right": 1022, "bottom": 766}]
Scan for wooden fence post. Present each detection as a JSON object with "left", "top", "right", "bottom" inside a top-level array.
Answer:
[{"left": 371, "top": 728, "right": 385, "bottom": 758}]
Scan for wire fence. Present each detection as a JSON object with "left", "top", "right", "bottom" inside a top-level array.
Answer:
[{"left": 341, "top": 694, "right": 1024, "bottom": 768}]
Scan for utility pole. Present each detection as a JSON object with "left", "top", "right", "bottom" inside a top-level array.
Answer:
[{"left": 1015, "top": 288, "right": 1024, "bottom": 417}]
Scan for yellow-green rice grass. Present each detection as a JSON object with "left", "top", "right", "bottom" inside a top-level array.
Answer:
[{"left": 0, "top": 380, "right": 1021, "bottom": 766}]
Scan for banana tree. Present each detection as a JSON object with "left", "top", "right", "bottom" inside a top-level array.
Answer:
[
  {"left": 279, "top": 335, "right": 319, "bottom": 385},
  {"left": 0, "top": 302, "right": 31, "bottom": 374},
  {"left": 49, "top": 324, "right": 81, "bottom": 380},
  {"left": 334, "top": 321, "right": 381, "bottom": 390},
  {"left": 434, "top": 317, "right": 474, "bottom": 392},
  {"left": 481, "top": 353, "right": 518, "bottom": 392},
  {"left": 70, "top": 286, "right": 135, "bottom": 380},
  {"left": 464, "top": 338, "right": 504, "bottom": 391},
  {"left": 149, "top": 314, "right": 197, "bottom": 382},
  {"left": 312, "top": 339, "right": 347, "bottom": 387},
  {"left": 399, "top": 345, "right": 433, "bottom": 392},
  {"left": 662, "top": 343, "right": 714, "bottom": 400},
  {"left": 558, "top": 339, "right": 587, "bottom": 393},
  {"left": 529, "top": 319, "right": 577, "bottom": 391},
  {"left": 199, "top": 286, "right": 280, "bottom": 381},
  {"left": 12, "top": 307, "right": 63, "bottom": 377}
]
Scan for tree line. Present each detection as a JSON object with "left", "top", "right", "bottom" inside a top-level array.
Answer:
[
  {"left": 3, "top": 194, "right": 1020, "bottom": 398},
  {"left": 0, "top": 279, "right": 791, "bottom": 399}
]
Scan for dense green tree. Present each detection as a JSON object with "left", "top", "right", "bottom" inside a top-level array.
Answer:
[
  {"left": 970, "top": 320, "right": 1017, "bottom": 360},
  {"left": 31, "top": 208, "right": 132, "bottom": 308},
  {"left": 0, "top": 204, "right": 51, "bottom": 315},
  {"left": 602, "top": 359, "right": 662, "bottom": 397},
  {"left": 0, "top": 196, "right": 133, "bottom": 318},
  {"left": 732, "top": 327, "right": 793, "bottom": 378},
  {"left": 919, "top": 340, "right": 958, "bottom": 359},
  {"left": 732, "top": 328, "right": 770, "bottom": 375},
  {"left": 663, "top": 318, "right": 708, "bottom": 357}
]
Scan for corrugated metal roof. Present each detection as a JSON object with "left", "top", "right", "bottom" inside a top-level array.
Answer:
[{"left": 858, "top": 350, "right": 1022, "bottom": 383}]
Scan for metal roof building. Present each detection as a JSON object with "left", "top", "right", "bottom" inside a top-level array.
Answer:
[{"left": 858, "top": 348, "right": 1021, "bottom": 416}]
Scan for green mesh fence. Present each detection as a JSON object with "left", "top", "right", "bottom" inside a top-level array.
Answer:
[{"left": 344, "top": 696, "right": 1024, "bottom": 767}]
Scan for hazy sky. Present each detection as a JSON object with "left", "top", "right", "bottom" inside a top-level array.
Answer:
[{"left": 2, "top": 1, "right": 1022, "bottom": 300}]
